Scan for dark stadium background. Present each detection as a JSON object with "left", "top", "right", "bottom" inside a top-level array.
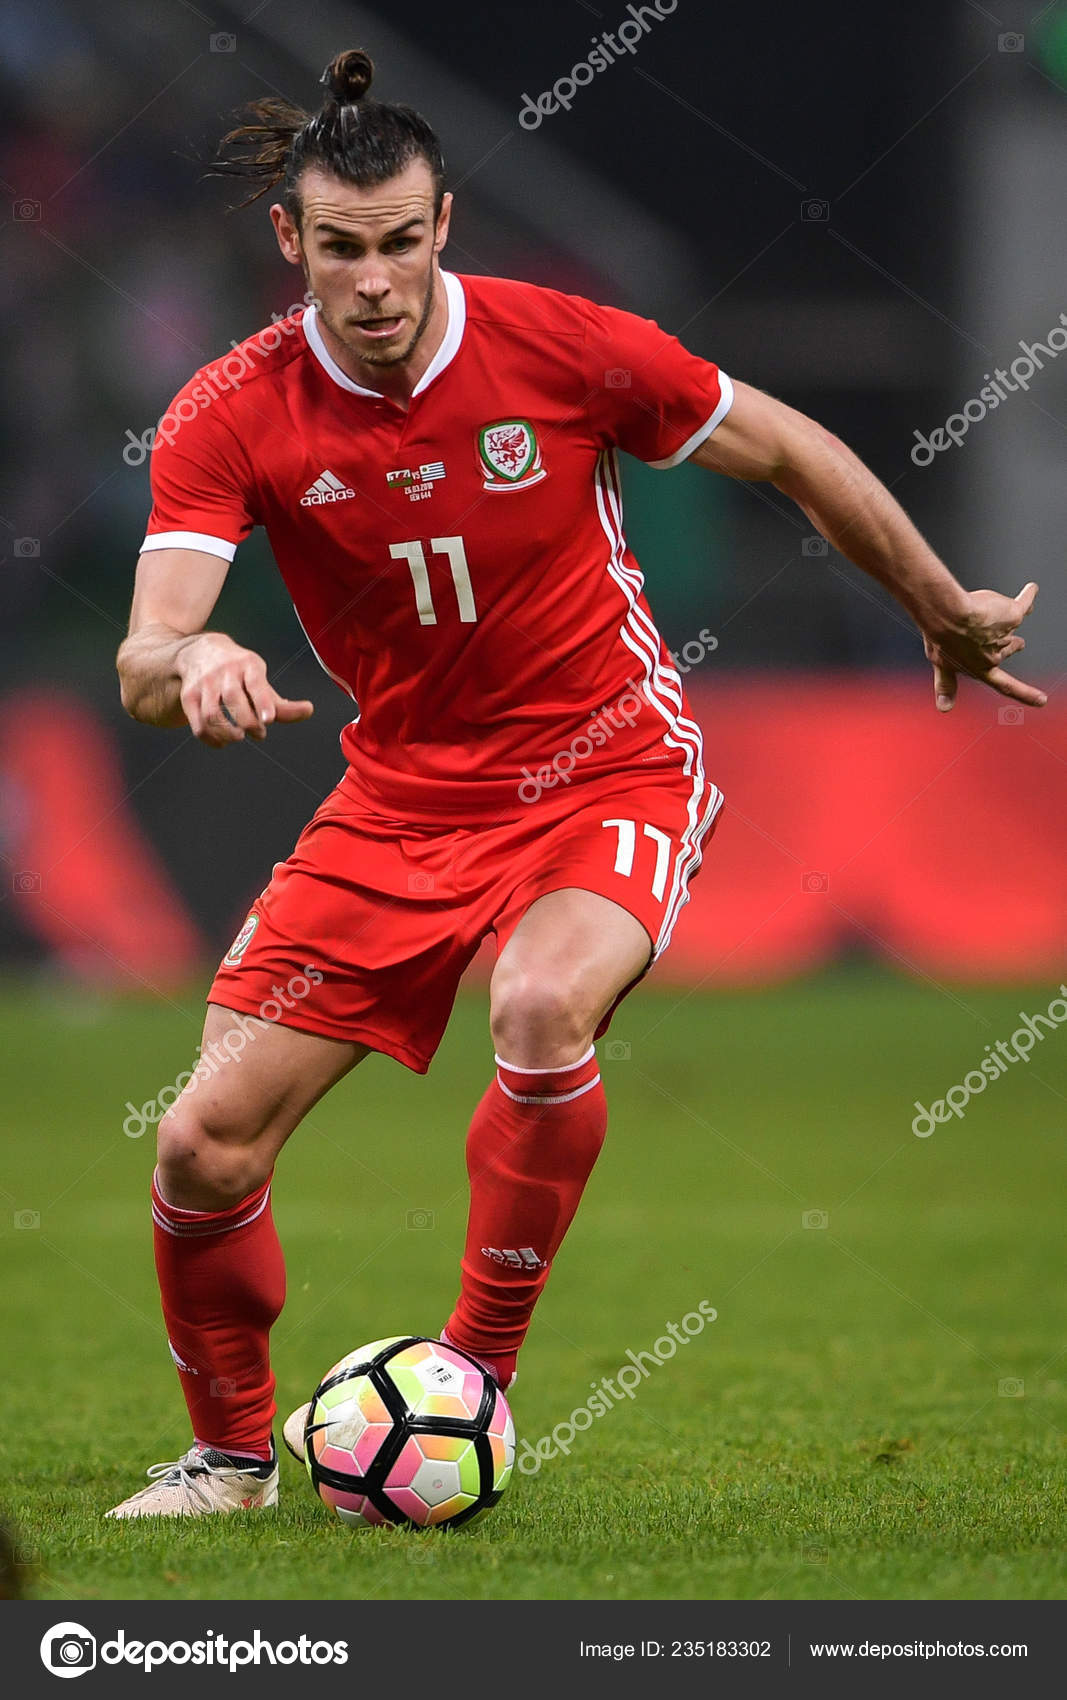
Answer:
[{"left": 1, "top": 0, "right": 1063, "bottom": 974}]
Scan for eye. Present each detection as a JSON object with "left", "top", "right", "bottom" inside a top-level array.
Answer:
[{"left": 387, "top": 238, "right": 414, "bottom": 253}]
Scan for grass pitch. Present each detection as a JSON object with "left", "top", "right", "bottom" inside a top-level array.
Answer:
[{"left": 1, "top": 968, "right": 1064, "bottom": 1600}]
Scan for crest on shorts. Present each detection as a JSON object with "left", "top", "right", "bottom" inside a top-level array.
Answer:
[
  {"left": 477, "top": 419, "right": 547, "bottom": 491},
  {"left": 223, "top": 913, "right": 258, "bottom": 966}
]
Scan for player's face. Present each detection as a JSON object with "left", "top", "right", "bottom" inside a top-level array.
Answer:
[{"left": 272, "top": 161, "right": 451, "bottom": 371}]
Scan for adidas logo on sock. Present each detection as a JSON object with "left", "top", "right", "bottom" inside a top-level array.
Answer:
[
  {"left": 300, "top": 469, "right": 356, "bottom": 506},
  {"left": 481, "top": 1245, "right": 546, "bottom": 1269}
]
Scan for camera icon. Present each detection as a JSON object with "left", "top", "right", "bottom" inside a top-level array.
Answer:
[
  {"left": 407, "top": 871, "right": 435, "bottom": 893},
  {"left": 998, "top": 1377, "right": 1024, "bottom": 1398},
  {"left": 40, "top": 1622, "right": 97, "bottom": 1675},
  {"left": 13, "top": 199, "right": 41, "bottom": 221},
  {"left": 997, "top": 705, "right": 1024, "bottom": 726},
  {"left": 406, "top": 1542, "right": 437, "bottom": 1563},
  {"left": 801, "top": 199, "right": 830, "bottom": 222},
  {"left": 998, "top": 32, "right": 1024, "bottom": 52},
  {"left": 12, "top": 871, "right": 41, "bottom": 894},
  {"left": 604, "top": 368, "right": 631, "bottom": 389},
  {"left": 802, "top": 1209, "right": 828, "bottom": 1230},
  {"left": 210, "top": 32, "right": 237, "bottom": 52},
  {"left": 210, "top": 1376, "right": 237, "bottom": 1397},
  {"left": 803, "top": 1545, "right": 829, "bottom": 1563},
  {"left": 801, "top": 871, "right": 828, "bottom": 895},
  {"left": 603, "top": 1040, "right": 631, "bottom": 1060},
  {"left": 406, "top": 1208, "right": 435, "bottom": 1230},
  {"left": 801, "top": 535, "right": 828, "bottom": 558},
  {"left": 14, "top": 1209, "right": 40, "bottom": 1230},
  {"left": 14, "top": 538, "right": 40, "bottom": 558}
]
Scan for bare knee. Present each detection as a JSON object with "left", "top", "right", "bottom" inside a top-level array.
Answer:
[
  {"left": 490, "top": 963, "right": 593, "bottom": 1067},
  {"left": 156, "top": 1100, "right": 273, "bottom": 1212}
]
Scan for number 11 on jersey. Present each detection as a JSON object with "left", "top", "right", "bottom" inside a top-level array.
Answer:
[
  {"left": 602, "top": 818, "right": 672, "bottom": 900},
  {"left": 390, "top": 535, "right": 477, "bottom": 626}
]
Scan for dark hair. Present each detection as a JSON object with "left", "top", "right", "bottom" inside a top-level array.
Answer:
[{"left": 211, "top": 48, "right": 445, "bottom": 222}]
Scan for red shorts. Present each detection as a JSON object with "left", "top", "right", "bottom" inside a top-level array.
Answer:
[{"left": 209, "top": 765, "right": 723, "bottom": 1073}]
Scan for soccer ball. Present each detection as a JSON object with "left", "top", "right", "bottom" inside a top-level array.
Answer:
[{"left": 299, "top": 1335, "right": 515, "bottom": 1528}]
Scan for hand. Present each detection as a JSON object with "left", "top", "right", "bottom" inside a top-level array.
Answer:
[
  {"left": 922, "top": 582, "right": 1047, "bottom": 712},
  {"left": 177, "top": 634, "right": 314, "bottom": 747}
]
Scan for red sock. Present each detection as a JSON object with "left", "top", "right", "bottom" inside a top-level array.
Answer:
[
  {"left": 444, "top": 1047, "right": 607, "bottom": 1385},
  {"left": 151, "top": 1169, "right": 285, "bottom": 1458}
]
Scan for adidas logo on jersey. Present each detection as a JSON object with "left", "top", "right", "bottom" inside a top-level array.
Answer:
[
  {"left": 300, "top": 469, "right": 356, "bottom": 505},
  {"left": 481, "top": 1245, "right": 547, "bottom": 1269}
]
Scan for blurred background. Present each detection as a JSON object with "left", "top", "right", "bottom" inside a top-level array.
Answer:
[{"left": 0, "top": 0, "right": 1064, "bottom": 985}]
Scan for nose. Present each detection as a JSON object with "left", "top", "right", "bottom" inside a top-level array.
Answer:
[{"left": 355, "top": 263, "right": 392, "bottom": 304}]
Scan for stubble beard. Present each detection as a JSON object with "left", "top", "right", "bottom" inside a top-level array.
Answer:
[{"left": 313, "top": 260, "right": 438, "bottom": 371}]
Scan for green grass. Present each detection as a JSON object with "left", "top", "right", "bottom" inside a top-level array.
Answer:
[{"left": 1, "top": 968, "right": 1065, "bottom": 1600}]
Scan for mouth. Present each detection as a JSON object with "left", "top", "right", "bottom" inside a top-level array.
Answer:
[{"left": 353, "top": 315, "right": 404, "bottom": 341}]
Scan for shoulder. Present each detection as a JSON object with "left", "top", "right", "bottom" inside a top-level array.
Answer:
[
  {"left": 455, "top": 271, "right": 607, "bottom": 342},
  {"left": 161, "top": 306, "right": 312, "bottom": 430}
]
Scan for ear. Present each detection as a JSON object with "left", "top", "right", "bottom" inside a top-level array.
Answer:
[
  {"left": 433, "top": 191, "right": 453, "bottom": 255},
  {"left": 270, "top": 202, "right": 303, "bottom": 267}
]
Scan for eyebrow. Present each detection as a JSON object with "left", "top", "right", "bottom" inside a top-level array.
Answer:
[{"left": 315, "top": 217, "right": 426, "bottom": 241}]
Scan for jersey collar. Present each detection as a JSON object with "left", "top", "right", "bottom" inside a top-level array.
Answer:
[{"left": 302, "top": 269, "right": 466, "bottom": 400}]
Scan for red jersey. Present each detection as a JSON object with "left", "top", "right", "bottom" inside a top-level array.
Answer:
[{"left": 142, "top": 270, "right": 733, "bottom": 822}]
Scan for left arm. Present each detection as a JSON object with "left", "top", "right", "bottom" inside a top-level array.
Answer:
[{"left": 690, "top": 380, "right": 1045, "bottom": 710}]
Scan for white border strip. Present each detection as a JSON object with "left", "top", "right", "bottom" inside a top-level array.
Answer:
[
  {"left": 302, "top": 271, "right": 467, "bottom": 399},
  {"left": 647, "top": 371, "right": 735, "bottom": 469},
  {"left": 139, "top": 530, "right": 237, "bottom": 562},
  {"left": 497, "top": 1074, "right": 602, "bottom": 1106},
  {"left": 593, "top": 449, "right": 721, "bottom": 960},
  {"left": 494, "top": 1046, "right": 596, "bottom": 1074},
  {"left": 152, "top": 1187, "right": 272, "bottom": 1239}
]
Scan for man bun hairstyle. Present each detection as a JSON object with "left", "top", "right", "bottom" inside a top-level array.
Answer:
[{"left": 211, "top": 48, "right": 445, "bottom": 222}]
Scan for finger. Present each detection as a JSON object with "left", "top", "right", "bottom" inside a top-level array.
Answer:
[
  {"left": 219, "top": 699, "right": 264, "bottom": 742},
  {"left": 220, "top": 673, "right": 265, "bottom": 736},
  {"left": 1013, "top": 581, "right": 1039, "bottom": 619},
  {"left": 241, "top": 659, "right": 276, "bottom": 733},
  {"left": 180, "top": 688, "right": 204, "bottom": 740},
  {"left": 199, "top": 686, "right": 244, "bottom": 743},
  {"left": 932, "top": 656, "right": 957, "bottom": 713},
  {"left": 983, "top": 667, "right": 1047, "bottom": 707},
  {"left": 271, "top": 696, "right": 315, "bottom": 723}
]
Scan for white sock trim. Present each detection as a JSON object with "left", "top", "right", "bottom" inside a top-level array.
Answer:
[
  {"left": 152, "top": 1187, "right": 272, "bottom": 1238},
  {"left": 497, "top": 1074, "right": 602, "bottom": 1106},
  {"left": 493, "top": 1044, "right": 595, "bottom": 1075}
]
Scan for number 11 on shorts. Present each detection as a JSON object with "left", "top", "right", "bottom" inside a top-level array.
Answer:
[{"left": 602, "top": 818, "right": 671, "bottom": 901}]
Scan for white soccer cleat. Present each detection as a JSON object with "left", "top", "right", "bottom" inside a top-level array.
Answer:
[
  {"left": 105, "top": 1443, "right": 278, "bottom": 1519},
  {"left": 283, "top": 1401, "right": 312, "bottom": 1462}
]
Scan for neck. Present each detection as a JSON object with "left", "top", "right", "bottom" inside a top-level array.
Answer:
[{"left": 316, "top": 266, "right": 448, "bottom": 408}]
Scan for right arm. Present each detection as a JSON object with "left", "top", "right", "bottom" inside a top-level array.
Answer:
[{"left": 117, "top": 547, "right": 313, "bottom": 748}]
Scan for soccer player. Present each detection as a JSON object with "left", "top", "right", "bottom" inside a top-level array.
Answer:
[{"left": 107, "top": 49, "right": 1043, "bottom": 1516}]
